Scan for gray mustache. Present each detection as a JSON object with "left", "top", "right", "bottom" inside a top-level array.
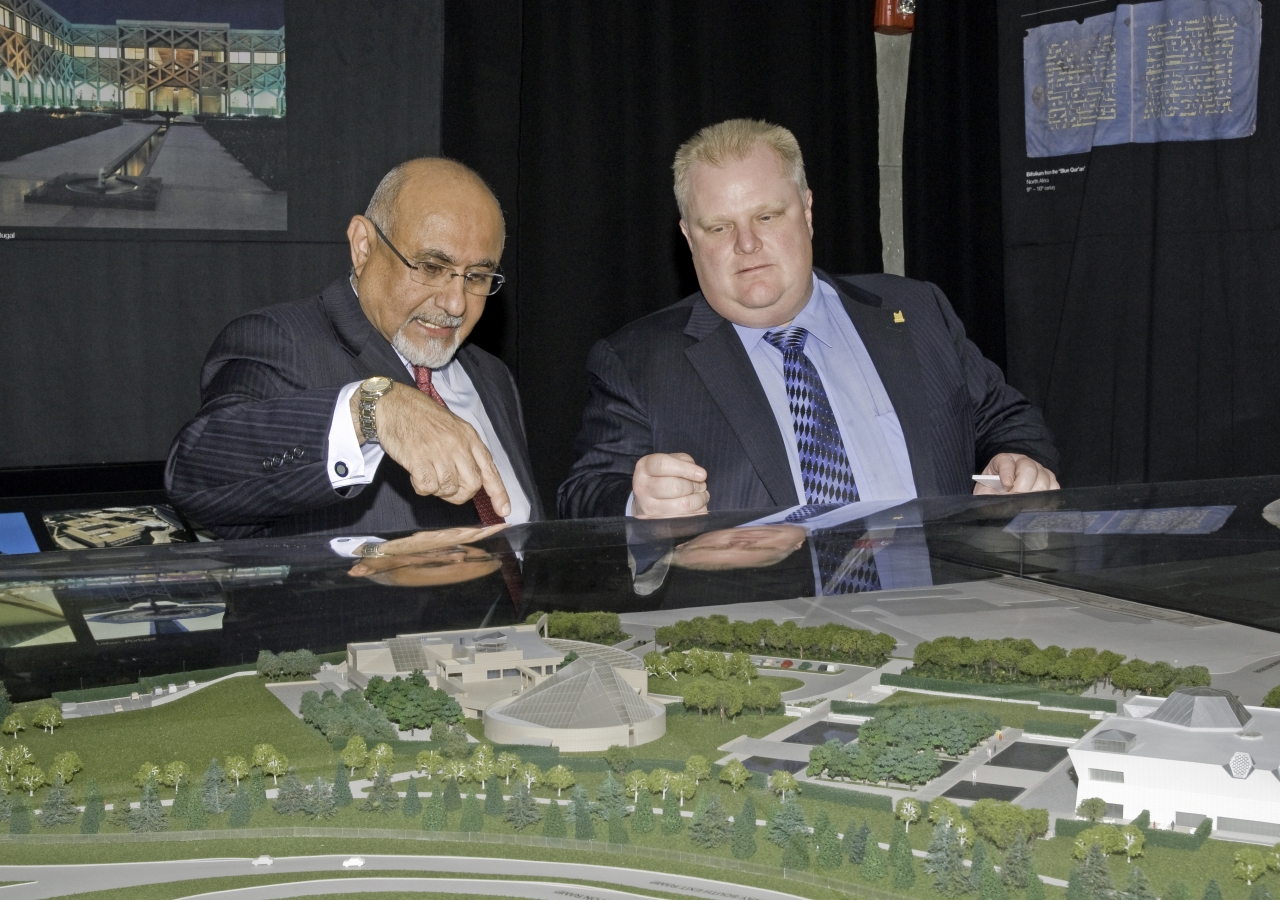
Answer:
[{"left": 410, "top": 314, "right": 464, "bottom": 329}]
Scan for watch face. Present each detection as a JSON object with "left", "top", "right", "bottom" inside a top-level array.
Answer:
[{"left": 362, "top": 376, "right": 392, "bottom": 394}]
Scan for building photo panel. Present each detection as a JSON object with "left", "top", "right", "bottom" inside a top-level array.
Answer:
[{"left": 0, "top": 0, "right": 285, "bottom": 230}]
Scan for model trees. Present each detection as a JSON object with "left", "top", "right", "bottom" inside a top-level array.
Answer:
[
  {"left": 255, "top": 649, "right": 321, "bottom": 681},
  {"left": 364, "top": 671, "right": 463, "bottom": 735},
  {"left": 526, "top": 610, "right": 629, "bottom": 644},
  {"left": 655, "top": 615, "right": 896, "bottom": 666},
  {"left": 299, "top": 688, "right": 396, "bottom": 744},
  {"left": 911, "top": 636, "right": 1211, "bottom": 697},
  {"left": 968, "top": 799, "right": 1049, "bottom": 847},
  {"left": 719, "top": 759, "right": 751, "bottom": 792},
  {"left": 31, "top": 704, "right": 62, "bottom": 734}
]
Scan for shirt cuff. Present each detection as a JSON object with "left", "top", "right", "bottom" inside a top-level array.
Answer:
[
  {"left": 329, "top": 536, "right": 385, "bottom": 558},
  {"left": 328, "top": 381, "right": 387, "bottom": 489}
]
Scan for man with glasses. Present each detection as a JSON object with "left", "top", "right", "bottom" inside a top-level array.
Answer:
[{"left": 166, "top": 157, "right": 542, "bottom": 538}]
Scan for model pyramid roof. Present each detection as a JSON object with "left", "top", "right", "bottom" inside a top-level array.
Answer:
[
  {"left": 1148, "top": 687, "right": 1252, "bottom": 729},
  {"left": 498, "top": 656, "right": 657, "bottom": 729}
]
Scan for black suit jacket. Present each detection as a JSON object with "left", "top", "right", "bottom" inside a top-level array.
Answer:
[
  {"left": 166, "top": 277, "right": 544, "bottom": 538},
  {"left": 557, "top": 270, "right": 1059, "bottom": 519}
]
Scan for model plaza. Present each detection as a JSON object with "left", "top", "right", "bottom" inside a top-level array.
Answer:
[{"left": 0, "top": 0, "right": 284, "bottom": 114}]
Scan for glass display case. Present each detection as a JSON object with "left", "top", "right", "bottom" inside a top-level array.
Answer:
[{"left": 3, "top": 476, "right": 1278, "bottom": 702}]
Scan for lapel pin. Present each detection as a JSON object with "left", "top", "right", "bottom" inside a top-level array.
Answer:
[{"left": 893, "top": 310, "right": 905, "bottom": 323}]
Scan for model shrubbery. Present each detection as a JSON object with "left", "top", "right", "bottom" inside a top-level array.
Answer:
[
  {"left": 655, "top": 615, "right": 896, "bottom": 666},
  {"left": 363, "top": 671, "right": 463, "bottom": 734},
  {"left": 525, "top": 611, "right": 630, "bottom": 644},
  {"left": 911, "top": 636, "right": 1211, "bottom": 696},
  {"left": 298, "top": 688, "right": 396, "bottom": 745},
  {"left": 255, "top": 649, "right": 321, "bottom": 681}
]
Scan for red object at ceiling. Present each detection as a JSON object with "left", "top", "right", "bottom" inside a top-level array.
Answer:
[{"left": 874, "top": 0, "right": 915, "bottom": 35}]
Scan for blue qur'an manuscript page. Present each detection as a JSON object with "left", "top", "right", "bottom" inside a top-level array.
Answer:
[{"left": 1024, "top": 0, "right": 1261, "bottom": 157}]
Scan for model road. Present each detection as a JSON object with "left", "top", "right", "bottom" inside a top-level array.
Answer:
[
  {"left": 177, "top": 876, "right": 656, "bottom": 900},
  {"left": 0, "top": 855, "right": 811, "bottom": 900}
]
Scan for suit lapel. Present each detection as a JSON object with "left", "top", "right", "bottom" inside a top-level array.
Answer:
[
  {"left": 456, "top": 348, "right": 543, "bottom": 518},
  {"left": 322, "top": 277, "right": 416, "bottom": 388},
  {"left": 820, "top": 271, "right": 940, "bottom": 497},
  {"left": 683, "top": 298, "right": 798, "bottom": 507}
]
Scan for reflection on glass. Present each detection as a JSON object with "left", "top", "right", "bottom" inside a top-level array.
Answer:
[{"left": 348, "top": 545, "right": 501, "bottom": 588}]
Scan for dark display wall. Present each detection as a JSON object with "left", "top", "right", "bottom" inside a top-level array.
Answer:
[
  {"left": 997, "top": 0, "right": 1280, "bottom": 487},
  {"left": 0, "top": 0, "right": 444, "bottom": 469}
]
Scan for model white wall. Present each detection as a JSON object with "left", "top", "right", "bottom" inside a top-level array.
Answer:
[
  {"left": 1069, "top": 746, "right": 1280, "bottom": 827},
  {"left": 483, "top": 699, "right": 667, "bottom": 752}
]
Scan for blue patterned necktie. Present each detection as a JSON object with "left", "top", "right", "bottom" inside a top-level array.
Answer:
[
  {"left": 763, "top": 326, "right": 861, "bottom": 506},
  {"left": 784, "top": 504, "right": 882, "bottom": 596},
  {"left": 767, "top": 326, "right": 881, "bottom": 596}
]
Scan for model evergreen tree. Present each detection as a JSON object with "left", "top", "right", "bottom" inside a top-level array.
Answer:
[
  {"left": 460, "top": 794, "right": 484, "bottom": 832},
  {"left": 362, "top": 767, "right": 399, "bottom": 814},
  {"left": 608, "top": 807, "right": 629, "bottom": 844},
  {"left": 631, "top": 791, "right": 655, "bottom": 834},
  {"left": 109, "top": 796, "right": 131, "bottom": 829},
  {"left": 1203, "top": 881, "right": 1224, "bottom": 900},
  {"left": 862, "top": 834, "right": 887, "bottom": 882},
  {"left": 766, "top": 799, "right": 808, "bottom": 847},
  {"left": 815, "top": 812, "right": 843, "bottom": 870},
  {"left": 979, "top": 856, "right": 1007, "bottom": 900},
  {"left": 1250, "top": 883, "right": 1274, "bottom": 900},
  {"left": 1166, "top": 883, "right": 1192, "bottom": 900},
  {"left": 1065, "top": 866, "right": 1086, "bottom": 900},
  {"left": 201, "top": 759, "right": 232, "bottom": 814},
  {"left": 39, "top": 774, "right": 79, "bottom": 827},
  {"left": 483, "top": 780, "right": 504, "bottom": 816},
  {"left": 0, "top": 791, "right": 10, "bottom": 825},
  {"left": 543, "top": 799, "right": 566, "bottom": 838},
  {"left": 925, "top": 821, "right": 966, "bottom": 896},
  {"left": 1080, "top": 845, "right": 1114, "bottom": 900},
  {"left": 570, "top": 786, "right": 595, "bottom": 840},
  {"left": 246, "top": 769, "right": 268, "bottom": 810},
  {"left": 505, "top": 782, "right": 542, "bottom": 830},
  {"left": 847, "top": 820, "right": 870, "bottom": 865},
  {"left": 273, "top": 771, "right": 307, "bottom": 815},
  {"left": 9, "top": 798, "right": 31, "bottom": 834},
  {"left": 1124, "top": 867, "right": 1157, "bottom": 900},
  {"left": 1002, "top": 831, "right": 1033, "bottom": 889},
  {"left": 595, "top": 772, "right": 628, "bottom": 821},
  {"left": 661, "top": 791, "right": 683, "bottom": 834},
  {"left": 783, "top": 831, "right": 811, "bottom": 870},
  {"left": 228, "top": 784, "right": 252, "bottom": 827},
  {"left": 890, "top": 819, "right": 915, "bottom": 888},
  {"left": 402, "top": 775, "right": 422, "bottom": 817},
  {"left": 80, "top": 779, "right": 104, "bottom": 834},
  {"left": 969, "top": 840, "right": 989, "bottom": 893},
  {"left": 689, "top": 796, "right": 730, "bottom": 849},
  {"left": 442, "top": 775, "right": 462, "bottom": 811},
  {"left": 1026, "top": 870, "right": 1046, "bottom": 900},
  {"left": 171, "top": 779, "right": 194, "bottom": 824},
  {"left": 332, "top": 763, "right": 353, "bottom": 807},
  {"left": 731, "top": 797, "right": 757, "bottom": 859},
  {"left": 303, "top": 777, "right": 336, "bottom": 820},
  {"left": 422, "top": 792, "right": 446, "bottom": 831},
  {"left": 128, "top": 776, "right": 168, "bottom": 833}
]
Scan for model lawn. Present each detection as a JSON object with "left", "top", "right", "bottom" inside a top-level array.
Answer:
[{"left": 3, "top": 629, "right": 1280, "bottom": 900}]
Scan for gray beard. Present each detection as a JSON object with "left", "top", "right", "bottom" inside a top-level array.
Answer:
[{"left": 392, "top": 315, "right": 463, "bottom": 369}]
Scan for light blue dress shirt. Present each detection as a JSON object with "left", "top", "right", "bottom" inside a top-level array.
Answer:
[{"left": 732, "top": 274, "right": 918, "bottom": 503}]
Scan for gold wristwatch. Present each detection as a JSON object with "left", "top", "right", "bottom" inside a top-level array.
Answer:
[{"left": 357, "top": 376, "right": 393, "bottom": 444}]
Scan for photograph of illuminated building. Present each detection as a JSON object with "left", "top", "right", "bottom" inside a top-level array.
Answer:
[{"left": 0, "top": 0, "right": 285, "bottom": 229}]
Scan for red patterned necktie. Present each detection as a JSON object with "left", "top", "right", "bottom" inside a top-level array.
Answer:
[{"left": 413, "top": 365, "right": 505, "bottom": 526}]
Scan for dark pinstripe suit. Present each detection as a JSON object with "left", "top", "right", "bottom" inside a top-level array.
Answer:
[
  {"left": 166, "top": 277, "right": 543, "bottom": 539},
  {"left": 557, "top": 270, "right": 1059, "bottom": 519}
]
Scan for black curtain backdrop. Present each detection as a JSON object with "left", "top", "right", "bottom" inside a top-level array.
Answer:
[
  {"left": 449, "top": 0, "right": 884, "bottom": 510},
  {"left": 999, "top": 0, "right": 1280, "bottom": 487},
  {"left": 902, "top": 3, "right": 1008, "bottom": 369}
]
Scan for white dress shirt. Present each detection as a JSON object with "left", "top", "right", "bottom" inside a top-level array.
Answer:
[{"left": 324, "top": 287, "right": 531, "bottom": 526}]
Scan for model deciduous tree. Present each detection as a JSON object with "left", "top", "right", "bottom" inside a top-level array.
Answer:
[
  {"left": 1077, "top": 797, "right": 1107, "bottom": 822},
  {"left": 543, "top": 764, "right": 575, "bottom": 797},
  {"left": 133, "top": 761, "right": 160, "bottom": 788},
  {"left": 719, "top": 759, "right": 750, "bottom": 793},
  {"left": 223, "top": 755, "right": 250, "bottom": 787},
  {"left": 684, "top": 755, "right": 711, "bottom": 785},
  {"left": 50, "top": 751, "right": 82, "bottom": 785},
  {"left": 896, "top": 797, "right": 921, "bottom": 833},
  {"left": 342, "top": 736, "right": 368, "bottom": 776},
  {"left": 603, "top": 745, "right": 633, "bottom": 775},
  {"left": 768, "top": 769, "right": 798, "bottom": 802},
  {"left": 1, "top": 713, "right": 23, "bottom": 740},
  {"left": 32, "top": 704, "right": 62, "bottom": 734}
]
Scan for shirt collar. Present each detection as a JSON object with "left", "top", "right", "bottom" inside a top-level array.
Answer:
[
  {"left": 352, "top": 274, "right": 457, "bottom": 379},
  {"left": 732, "top": 273, "right": 835, "bottom": 352}
]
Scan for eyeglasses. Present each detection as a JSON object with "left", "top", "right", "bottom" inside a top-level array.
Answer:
[{"left": 371, "top": 221, "right": 506, "bottom": 296}]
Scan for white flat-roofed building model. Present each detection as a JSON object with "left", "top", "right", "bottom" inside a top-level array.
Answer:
[
  {"left": 1069, "top": 687, "right": 1280, "bottom": 838},
  {"left": 347, "top": 624, "right": 567, "bottom": 718}
]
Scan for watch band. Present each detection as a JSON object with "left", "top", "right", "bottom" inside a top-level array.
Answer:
[{"left": 358, "top": 376, "right": 392, "bottom": 444}]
